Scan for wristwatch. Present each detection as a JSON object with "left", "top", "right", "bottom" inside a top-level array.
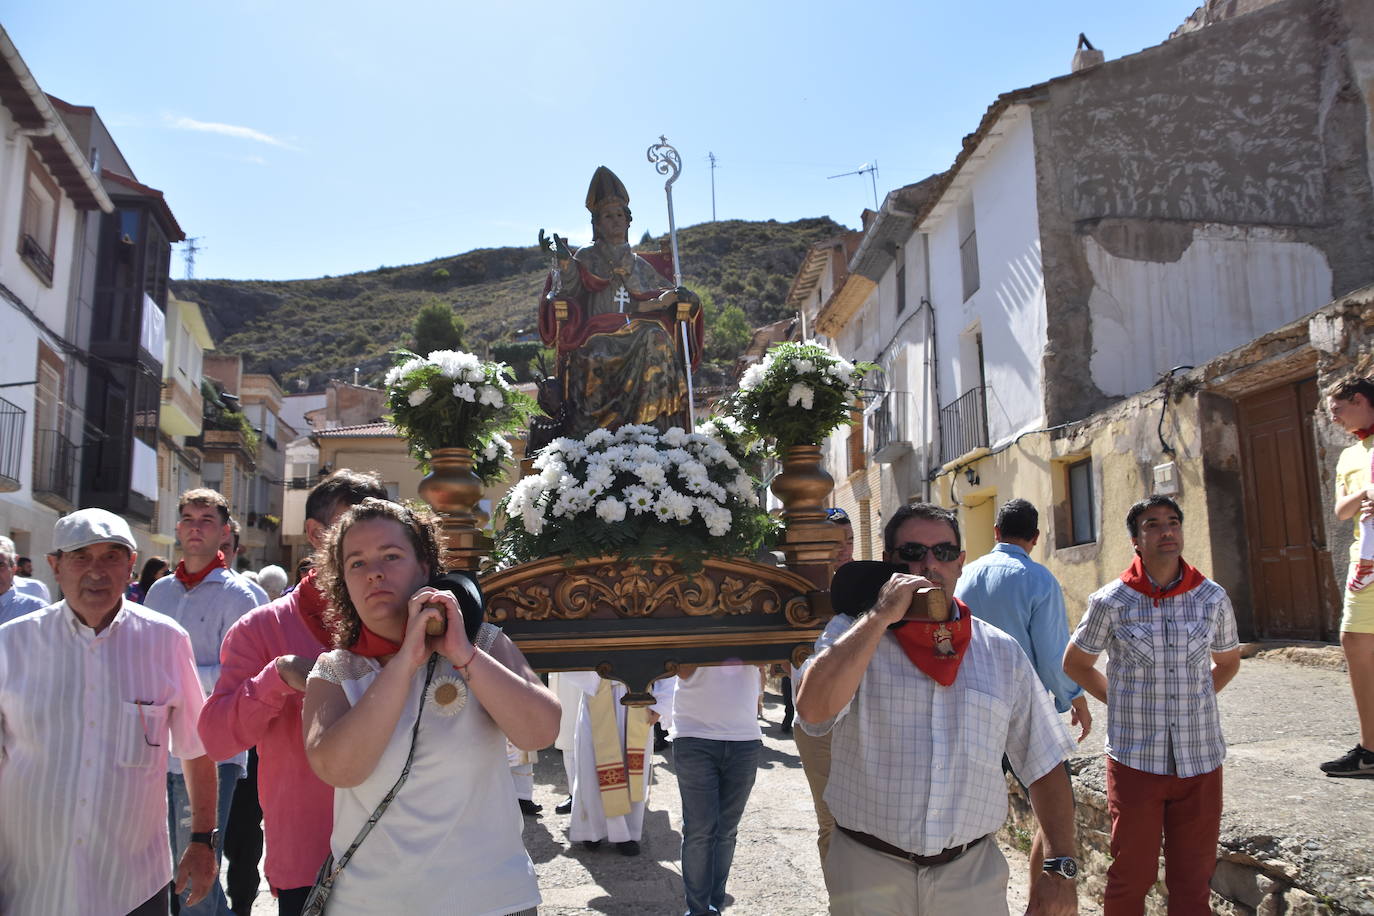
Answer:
[
  {"left": 1043, "top": 856, "right": 1079, "bottom": 879},
  {"left": 189, "top": 829, "right": 221, "bottom": 851}
]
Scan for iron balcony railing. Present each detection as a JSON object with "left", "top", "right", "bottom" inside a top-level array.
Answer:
[
  {"left": 871, "top": 392, "right": 912, "bottom": 462},
  {"left": 0, "top": 398, "right": 25, "bottom": 492},
  {"left": 938, "top": 385, "right": 989, "bottom": 465},
  {"left": 33, "top": 428, "right": 77, "bottom": 507}
]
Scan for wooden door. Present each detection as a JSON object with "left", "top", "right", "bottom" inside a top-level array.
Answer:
[{"left": 1237, "top": 378, "right": 1337, "bottom": 640}]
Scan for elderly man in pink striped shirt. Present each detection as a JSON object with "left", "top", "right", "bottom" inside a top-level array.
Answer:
[{"left": 0, "top": 508, "right": 218, "bottom": 915}]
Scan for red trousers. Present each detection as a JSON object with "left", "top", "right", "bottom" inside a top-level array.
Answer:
[{"left": 1104, "top": 758, "right": 1222, "bottom": 915}]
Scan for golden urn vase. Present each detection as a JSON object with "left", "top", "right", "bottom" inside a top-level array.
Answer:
[
  {"left": 418, "top": 447, "right": 491, "bottom": 573},
  {"left": 769, "top": 444, "right": 843, "bottom": 590}
]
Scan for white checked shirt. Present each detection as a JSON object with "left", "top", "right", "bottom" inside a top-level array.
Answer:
[
  {"left": 0, "top": 601, "right": 207, "bottom": 915},
  {"left": 799, "top": 614, "right": 1074, "bottom": 856},
  {"left": 1070, "top": 571, "right": 1239, "bottom": 778},
  {"left": 145, "top": 567, "right": 263, "bottom": 770}
]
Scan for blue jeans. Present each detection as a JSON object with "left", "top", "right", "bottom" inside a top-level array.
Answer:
[
  {"left": 167, "top": 763, "right": 243, "bottom": 916},
  {"left": 673, "top": 737, "right": 761, "bottom": 916}
]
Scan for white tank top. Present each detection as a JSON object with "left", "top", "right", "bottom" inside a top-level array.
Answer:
[{"left": 312, "top": 624, "right": 540, "bottom": 916}]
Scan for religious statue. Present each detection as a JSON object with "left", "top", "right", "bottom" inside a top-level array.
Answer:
[{"left": 534, "top": 166, "right": 704, "bottom": 445}]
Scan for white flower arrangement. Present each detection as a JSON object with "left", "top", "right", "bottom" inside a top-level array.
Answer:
[
  {"left": 723, "top": 340, "right": 875, "bottom": 452},
  {"left": 384, "top": 349, "right": 533, "bottom": 463},
  {"left": 497, "top": 421, "right": 776, "bottom": 567}
]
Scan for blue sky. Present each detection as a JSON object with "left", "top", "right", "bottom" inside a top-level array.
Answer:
[{"left": 9, "top": 1, "right": 1198, "bottom": 281}]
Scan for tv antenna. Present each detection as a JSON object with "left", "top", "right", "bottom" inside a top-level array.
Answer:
[
  {"left": 182, "top": 237, "right": 205, "bottom": 279},
  {"left": 828, "top": 161, "right": 880, "bottom": 210},
  {"left": 708, "top": 151, "right": 718, "bottom": 221}
]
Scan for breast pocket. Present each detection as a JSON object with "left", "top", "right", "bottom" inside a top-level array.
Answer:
[
  {"left": 960, "top": 689, "right": 1011, "bottom": 767},
  {"left": 117, "top": 701, "right": 168, "bottom": 768},
  {"left": 1113, "top": 623, "right": 1155, "bottom": 668},
  {"left": 1185, "top": 619, "right": 1213, "bottom": 669}
]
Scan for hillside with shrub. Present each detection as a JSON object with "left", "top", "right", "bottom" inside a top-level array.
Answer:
[{"left": 172, "top": 217, "right": 845, "bottom": 391}]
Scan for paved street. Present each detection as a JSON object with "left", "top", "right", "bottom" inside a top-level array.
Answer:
[{"left": 246, "top": 688, "right": 1101, "bottom": 915}]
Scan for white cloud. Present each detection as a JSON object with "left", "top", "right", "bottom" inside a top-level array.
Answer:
[{"left": 165, "top": 115, "right": 299, "bottom": 150}]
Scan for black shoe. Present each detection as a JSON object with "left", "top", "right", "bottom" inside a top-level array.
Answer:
[
  {"left": 555, "top": 795, "right": 573, "bottom": 815},
  {"left": 780, "top": 720, "right": 793, "bottom": 734},
  {"left": 616, "top": 840, "right": 641, "bottom": 856},
  {"left": 1320, "top": 744, "right": 1374, "bottom": 777},
  {"left": 518, "top": 798, "right": 543, "bottom": 816},
  {"left": 581, "top": 839, "right": 602, "bottom": 850}
]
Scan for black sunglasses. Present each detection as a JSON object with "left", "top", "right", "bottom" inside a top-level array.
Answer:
[{"left": 893, "top": 541, "right": 961, "bottom": 563}]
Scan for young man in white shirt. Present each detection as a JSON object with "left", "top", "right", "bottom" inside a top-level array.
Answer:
[{"left": 144, "top": 490, "right": 263, "bottom": 916}]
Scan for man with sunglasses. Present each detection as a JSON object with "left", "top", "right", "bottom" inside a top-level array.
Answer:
[
  {"left": 796, "top": 503, "right": 1079, "bottom": 915},
  {"left": 0, "top": 509, "right": 218, "bottom": 915},
  {"left": 1064, "top": 495, "right": 1240, "bottom": 914}
]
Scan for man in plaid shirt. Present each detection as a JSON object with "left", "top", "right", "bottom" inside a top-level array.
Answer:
[{"left": 1064, "top": 495, "right": 1241, "bottom": 915}]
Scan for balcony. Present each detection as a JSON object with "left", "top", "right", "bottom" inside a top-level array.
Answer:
[
  {"left": 938, "top": 386, "right": 988, "bottom": 466},
  {"left": 871, "top": 393, "right": 913, "bottom": 464},
  {"left": 0, "top": 397, "right": 24, "bottom": 492},
  {"left": 19, "top": 233, "right": 54, "bottom": 285},
  {"left": 33, "top": 429, "right": 77, "bottom": 510},
  {"left": 160, "top": 375, "right": 205, "bottom": 437}
]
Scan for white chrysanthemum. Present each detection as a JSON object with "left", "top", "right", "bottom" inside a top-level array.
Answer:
[
  {"left": 657, "top": 489, "right": 695, "bottom": 522},
  {"left": 634, "top": 461, "right": 667, "bottom": 488},
  {"left": 739, "top": 362, "right": 767, "bottom": 391},
  {"left": 407, "top": 387, "right": 431, "bottom": 407},
  {"left": 585, "top": 428, "right": 614, "bottom": 448},
  {"left": 427, "top": 674, "right": 468, "bottom": 716},
  {"left": 623, "top": 485, "right": 655, "bottom": 514},
  {"left": 595, "top": 497, "right": 627, "bottom": 523},
  {"left": 661, "top": 426, "right": 688, "bottom": 447},
  {"left": 463, "top": 366, "right": 484, "bottom": 383},
  {"left": 792, "top": 358, "right": 815, "bottom": 375},
  {"left": 521, "top": 504, "right": 545, "bottom": 534},
  {"left": 452, "top": 382, "right": 476, "bottom": 402},
  {"left": 477, "top": 385, "right": 504, "bottom": 408},
  {"left": 787, "top": 383, "right": 815, "bottom": 410}
]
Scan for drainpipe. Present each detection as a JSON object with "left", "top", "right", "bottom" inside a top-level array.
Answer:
[{"left": 920, "top": 232, "right": 938, "bottom": 500}]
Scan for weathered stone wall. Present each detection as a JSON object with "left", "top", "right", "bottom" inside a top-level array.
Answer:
[{"left": 1032, "top": 0, "right": 1374, "bottom": 426}]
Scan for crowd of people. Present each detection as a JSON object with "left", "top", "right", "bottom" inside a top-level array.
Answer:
[{"left": 0, "top": 372, "right": 1370, "bottom": 915}]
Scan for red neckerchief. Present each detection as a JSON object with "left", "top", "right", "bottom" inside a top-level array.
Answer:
[
  {"left": 350, "top": 625, "right": 402, "bottom": 659},
  {"left": 174, "top": 552, "right": 227, "bottom": 590},
  {"left": 294, "top": 570, "right": 333, "bottom": 648},
  {"left": 1354, "top": 425, "right": 1374, "bottom": 441},
  {"left": 890, "top": 596, "right": 973, "bottom": 686},
  {"left": 1120, "top": 555, "right": 1205, "bottom": 606}
]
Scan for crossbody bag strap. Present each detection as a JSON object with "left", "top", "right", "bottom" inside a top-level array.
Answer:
[{"left": 327, "top": 652, "right": 440, "bottom": 879}]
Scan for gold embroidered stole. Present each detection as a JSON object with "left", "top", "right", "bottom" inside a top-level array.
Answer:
[{"left": 589, "top": 679, "right": 650, "bottom": 817}]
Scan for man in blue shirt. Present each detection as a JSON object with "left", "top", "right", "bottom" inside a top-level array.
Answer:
[{"left": 955, "top": 498, "right": 1089, "bottom": 888}]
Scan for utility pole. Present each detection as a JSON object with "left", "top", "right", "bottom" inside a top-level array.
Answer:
[
  {"left": 182, "top": 237, "right": 204, "bottom": 279},
  {"left": 827, "top": 161, "right": 880, "bottom": 210},
  {"left": 708, "top": 152, "right": 718, "bottom": 221}
]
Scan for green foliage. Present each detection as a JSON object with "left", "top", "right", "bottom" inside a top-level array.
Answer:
[
  {"left": 490, "top": 340, "right": 545, "bottom": 383},
  {"left": 705, "top": 301, "right": 752, "bottom": 363},
  {"left": 170, "top": 217, "right": 844, "bottom": 391},
  {"left": 413, "top": 301, "right": 465, "bottom": 352},
  {"left": 431, "top": 267, "right": 450, "bottom": 282}
]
